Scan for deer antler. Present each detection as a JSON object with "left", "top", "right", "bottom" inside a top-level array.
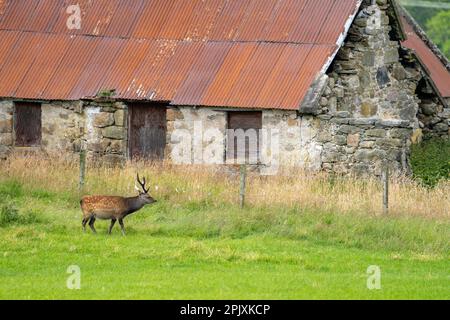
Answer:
[{"left": 136, "top": 173, "right": 149, "bottom": 193}]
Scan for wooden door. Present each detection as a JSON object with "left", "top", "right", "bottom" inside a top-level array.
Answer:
[{"left": 128, "top": 103, "right": 167, "bottom": 160}]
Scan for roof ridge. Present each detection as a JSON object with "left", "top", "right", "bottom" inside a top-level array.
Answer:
[{"left": 0, "top": 28, "right": 342, "bottom": 47}]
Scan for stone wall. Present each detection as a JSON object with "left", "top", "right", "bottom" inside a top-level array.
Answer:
[
  {"left": 41, "top": 101, "right": 83, "bottom": 161},
  {"left": 416, "top": 82, "right": 450, "bottom": 139},
  {"left": 316, "top": 116, "right": 414, "bottom": 174},
  {"left": 0, "top": 100, "right": 13, "bottom": 159},
  {"left": 311, "top": 0, "right": 423, "bottom": 175},
  {"left": 261, "top": 111, "right": 323, "bottom": 173},
  {"left": 83, "top": 99, "right": 128, "bottom": 165},
  {"left": 165, "top": 107, "right": 316, "bottom": 171},
  {"left": 0, "top": 99, "right": 128, "bottom": 164},
  {"left": 166, "top": 106, "right": 226, "bottom": 164}
]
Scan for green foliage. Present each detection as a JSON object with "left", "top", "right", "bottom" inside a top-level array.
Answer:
[
  {"left": 405, "top": 6, "right": 440, "bottom": 28},
  {"left": 426, "top": 10, "right": 450, "bottom": 58},
  {"left": 404, "top": 3, "right": 450, "bottom": 59},
  {"left": 30, "top": 189, "right": 56, "bottom": 200},
  {"left": 0, "top": 200, "right": 20, "bottom": 226},
  {"left": 410, "top": 138, "right": 450, "bottom": 186},
  {"left": 96, "top": 88, "right": 116, "bottom": 98},
  {"left": 0, "top": 180, "right": 23, "bottom": 198},
  {"left": 0, "top": 199, "right": 42, "bottom": 227}
]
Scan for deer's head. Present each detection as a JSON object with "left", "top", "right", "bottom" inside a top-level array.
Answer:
[{"left": 135, "top": 174, "right": 157, "bottom": 204}]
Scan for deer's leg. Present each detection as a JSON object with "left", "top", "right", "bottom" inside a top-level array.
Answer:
[
  {"left": 108, "top": 219, "right": 116, "bottom": 235},
  {"left": 118, "top": 218, "right": 126, "bottom": 236},
  {"left": 88, "top": 217, "right": 97, "bottom": 234},
  {"left": 82, "top": 217, "right": 88, "bottom": 232}
]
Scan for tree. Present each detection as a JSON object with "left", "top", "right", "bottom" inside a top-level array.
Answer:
[
  {"left": 426, "top": 10, "right": 450, "bottom": 58},
  {"left": 402, "top": 0, "right": 449, "bottom": 27}
]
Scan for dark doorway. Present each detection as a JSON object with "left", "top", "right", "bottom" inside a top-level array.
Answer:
[
  {"left": 227, "top": 111, "right": 262, "bottom": 164},
  {"left": 14, "top": 102, "right": 42, "bottom": 147},
  {"left": 128, "top": 103, "right": 167, "bottom": 160}
]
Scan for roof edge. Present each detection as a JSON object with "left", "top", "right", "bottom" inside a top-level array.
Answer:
[
  {"left": 399, "top": 5, "right": 450, "bottom": 72},
  {"left": 408, "top": 49, "right": 449, "bottom": 107},
  {"left": 318, "top": 0, "right": 364, "bottom": 81},
  {"left": 298, "top": 0, "right": 364, "bottom": 112}
]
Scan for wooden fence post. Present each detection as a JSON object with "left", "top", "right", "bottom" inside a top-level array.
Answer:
[
  {"left": 382, "top": 163, "right": 389, "bottom": 214},
  {"left": 239, "top": 164, "right": 247, "bottom": 209},
  {"left": 79, "top": 149, "right": 86, "bottom": 192}
]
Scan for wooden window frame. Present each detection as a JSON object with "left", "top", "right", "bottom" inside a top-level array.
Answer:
[{"left": 226, "top": 111, "right": 262, "bottom": 165}]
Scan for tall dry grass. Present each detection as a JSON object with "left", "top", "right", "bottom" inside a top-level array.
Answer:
[{"left": 0, "top": 154, "right": 449, "bottom": 218}]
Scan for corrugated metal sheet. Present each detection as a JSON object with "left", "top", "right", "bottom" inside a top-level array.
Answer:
[
  {"left": 209, "top": 0, "right": 253, "bottom": 41},
  {"left": 0, "top": 30, "right": 21, "bottom": 71},
  {"left": 288, "top": 0, "right": 335, "bottom": 43},
  {"left": 159, "top": 0, "right": 200, "bottom": 40},
  {"left": 0, "top": 0, "right": 363, "bottom": 110},
  {"left": 317, "top": 0, "right": 359, "bottom": 44},
  {"left": 132, "top": 0, "right": 177, "bottom": 39},
  {"left": 104, "top": 0, "right": 144, "bottom": 38},
  {"left": 281, "top": 45, "right": 336, "bottom": 108},
  {"left": 15, "top": 33, "right": 72, "bottom": 99},
  {"left": 401, "top": 16, "right": 450, "bottom": 98},
  {"left": 43, "top": 36, "right": 99, "bottom": 99},
  {"left": 0, "top": 0, "right": 39, "bottom": 31},
  {"left": 122, "top": 40, "right": 178, "bottom": 100},
  {"left": 0, "top": 0, "right": 361, "bottom": 42},
  {"left": 95, "top": 39, "right": 151, "bottom": 99},
  {"left": 172, "top": 42, "right": 232, "bottom": 105},
  {"left": 69, "top": 38, "right": 125, "bottom": 99},
  {"left": 233, "top": 0, "right": 280, "bottom": 41},
  {"left": 262, "top": 0, "right": 308, "bottom": 42},
  {"left": 224, "top": 43, "right": 287, "bottom": 108},
  {"left": 202, "top": 43, "right": 258, "bottom": 107},
  {"left": 153, "top": 42, "right": 204, "bottom": 101},
  {"left": 254, "top": 44, "right": 313, "bottom": 108},
  {"left": 0, "top": 32, "right": 43, "bottom": 97}
]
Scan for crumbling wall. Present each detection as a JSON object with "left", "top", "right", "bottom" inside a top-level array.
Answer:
[
  {"left": 83, "top": 99, "right": 128, "bottom": 165},
  {"left": 0, "top": 100, "right": 13, "bottom": 159},
  {"left": 313, "top": 0, "right": 422, "bottom": 175},
  {"left": 416, "top": 81, "right": 450, "bottom": 139},
  {"left": 41, "top": 101, "right": 84, "bottom": 161},
  {"left": 0, "top": 99, "right": 128, "bottom": 165},
  {"left": 165, "top": 107, "right": 313, "bottom": 171},
  {"left": 0, "top": 100, "right": 85, "bottom": 160},
  {"left": 166, "top": 106, "right": 226, "bottom": 164},
  {"left": 261, "top": 111, "right": 323, "bottom": 173}
]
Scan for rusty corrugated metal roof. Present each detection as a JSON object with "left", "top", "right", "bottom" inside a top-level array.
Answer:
[
  {"left": 400, "top": 15, "right": 450, "bottom": 98},
  {"left": 0, "top": 0, "right": 363, "bottom": 110}
]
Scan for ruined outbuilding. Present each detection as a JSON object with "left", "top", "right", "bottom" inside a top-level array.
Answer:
[{"left": 0, "top": 0, "right": 448, "bottom": 175}]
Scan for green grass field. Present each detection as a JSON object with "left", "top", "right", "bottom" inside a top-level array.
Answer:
[{"left": 0, "top": 186, "right": 448, "bottom": 300}]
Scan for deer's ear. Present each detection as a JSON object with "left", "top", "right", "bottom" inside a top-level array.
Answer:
[{"left": 134, "top": 183, "right": 141, "bottom": 193}]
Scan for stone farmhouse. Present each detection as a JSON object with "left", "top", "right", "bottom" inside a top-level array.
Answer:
[{"left": 0, "top": 0, "right": 449, "bottom": 175}]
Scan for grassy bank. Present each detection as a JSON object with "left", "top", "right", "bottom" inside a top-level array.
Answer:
[{"left": 0, "top": 156, "right": 449, "bottom": 299}]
